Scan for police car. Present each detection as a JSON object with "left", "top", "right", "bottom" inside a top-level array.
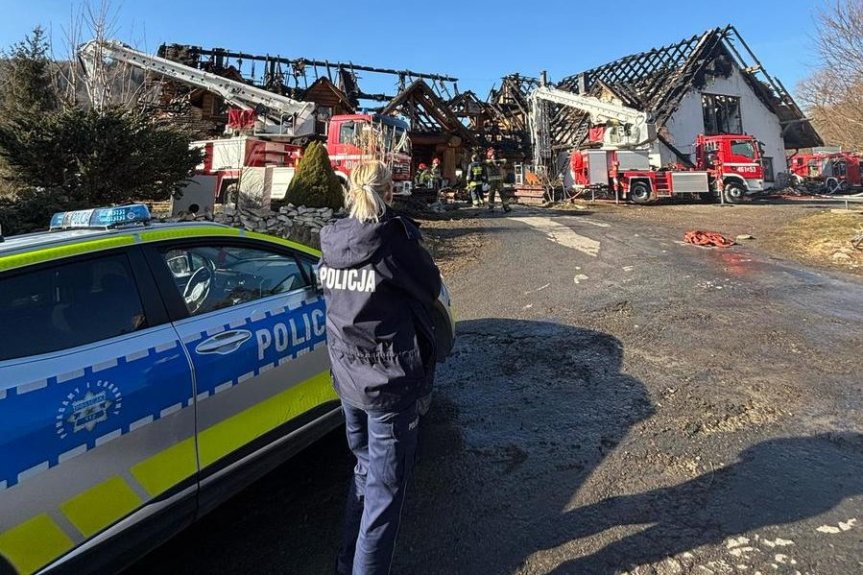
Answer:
[{"left": 0, "top": 205, "right": 455, "bottom": 575}]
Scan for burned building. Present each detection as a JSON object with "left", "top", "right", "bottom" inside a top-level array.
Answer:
[
  {"left": 151, "top": 26, "right": 818, "bottom": 188},
  {"left": 549, "top": 26, "right": 821, "bottom": 184}
]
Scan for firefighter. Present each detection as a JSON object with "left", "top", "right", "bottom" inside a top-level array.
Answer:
[
  {"left": 465, "top": 152, "right": 487, "bottom": 207},
  {"left": 485, "top": 147, "right": 511, "bottom": 213},
  {"left": 414, "top": 163, "right": 430, "bottom": 188},
  {"left": 429, "top": 157, "right": 443, "bottom": 190},
  {"left": 321, "top": 161, "right": 441, "bottom": 575}
]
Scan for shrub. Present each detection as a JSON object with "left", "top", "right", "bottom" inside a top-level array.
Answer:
[{"left": 285, "top": 141, "right": 344, "bottom": 209}]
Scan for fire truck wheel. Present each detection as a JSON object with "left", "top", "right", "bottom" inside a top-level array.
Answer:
[
  {"left": 629, "top": 182, "right": 652, "bottom": 204},
  {"left": 723, "top": 182, "right": 745, "bottom": 203},
  {"left": 825, "top": 177, "right": 840, "bottom": 194}
]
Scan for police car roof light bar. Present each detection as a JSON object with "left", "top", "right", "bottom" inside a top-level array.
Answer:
[{"left": 49, "top": 204, "right": 152, "bottom": 231}]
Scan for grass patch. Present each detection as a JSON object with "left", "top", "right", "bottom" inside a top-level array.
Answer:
[{"left": 767, "top": 210, "right": 863, "bottom": 273}]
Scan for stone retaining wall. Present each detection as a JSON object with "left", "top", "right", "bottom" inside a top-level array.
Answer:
[{"left": 161, "top": 204, "right": 343, "bottom": 250}]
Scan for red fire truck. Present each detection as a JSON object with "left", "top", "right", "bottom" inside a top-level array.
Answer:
[
  {"left": 193, "top": 114, "right": 412, "bottom": 204},
  {"left": 529, "top": 85, "right": 764, "bottom": 204},
  {"left": 79, "top": 41, "right": 413, "bottom": 206},
  {"left": 788, "top": 150, "right": 861, "bottom": 193},
  {"left": 569, "top": 134, "right": 763, "bottom": 204}
]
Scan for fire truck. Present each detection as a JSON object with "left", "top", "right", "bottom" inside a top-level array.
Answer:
[
  {"left": 78, "top": 41, "right": 413, "bottom": 206},
  {"left": 788, "top": 149, "right": 861, "bottom": 193},
  {"left": 528, "top": 84, "right": 765, "bottom": 204}
]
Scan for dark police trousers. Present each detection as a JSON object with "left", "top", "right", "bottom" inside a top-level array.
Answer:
[{"left": 337, "top": 400, "right": 419, "bottom": 575}]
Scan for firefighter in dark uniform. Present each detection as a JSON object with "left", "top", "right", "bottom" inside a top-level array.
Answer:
[
  {"left": 485, "top": 147, "right": 511, "bottom": 213},
  {"left": 320, "top": 161, "right": 441, "bottom": 575},
  {"left": 429, "top": 157, "right": 443, "bottom": 191},
  {"left": 466, "top": 152, "right": 487, "bottom": 206}
]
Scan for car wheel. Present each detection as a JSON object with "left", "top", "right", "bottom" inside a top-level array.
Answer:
[
  {"left": 723, "top": 182, "right": 746, "bottom": 203},
  {"left": 630, "top": 182, "right": 652, "bottom": 204}
]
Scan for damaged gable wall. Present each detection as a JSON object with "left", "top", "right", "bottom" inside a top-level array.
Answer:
[{"left": 664, "top": 66, "right": 786, "bottom": 182}]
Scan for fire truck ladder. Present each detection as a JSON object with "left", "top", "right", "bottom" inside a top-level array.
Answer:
[
  {"left": 77, "top": 40, "right": 317, "bottom": 137},
  {"left": 528, "top": 85, "right": 653, "bottom": 149},
  {"left": 527, "top": 81, "right": 655, "bottom": 176}
]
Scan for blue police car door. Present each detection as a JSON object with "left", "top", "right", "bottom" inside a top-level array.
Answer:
[
  {"left": 145, "top": 239, "right": 333, "bottom": 486},
  {"left": 0, "top": 249, "right": 197, "bottom": 575}
]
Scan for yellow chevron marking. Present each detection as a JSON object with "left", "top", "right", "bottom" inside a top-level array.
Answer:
[
  {"left": 60, "top": 476, "right": 143, "bottom": 538},
  {"left": 198, "top": 370, "right": 335, "bottom": 467},
  {"left": 0, "top": 514, "right": 73, "bottom": 575}
]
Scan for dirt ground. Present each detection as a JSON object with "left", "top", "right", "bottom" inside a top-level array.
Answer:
[
  {"left": 550, "top": 200, "right": 863, "bottom": 276},
  {"left": 419, "top": 213, "right": 491, "bottom": 278}
]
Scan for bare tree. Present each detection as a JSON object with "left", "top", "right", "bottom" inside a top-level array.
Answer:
[
  {"left": 51, "top": 0, "right": 145, "bottom": 111},
  {"left": 799, "top": 0, "right": 863, "bottom": 151}
]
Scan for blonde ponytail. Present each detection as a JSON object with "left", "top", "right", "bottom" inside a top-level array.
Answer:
[{"left": 346, "top": 161, "right": 393, "bottom": 223}]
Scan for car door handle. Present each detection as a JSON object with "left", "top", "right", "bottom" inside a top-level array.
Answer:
[{"left": 195, "top": 330, "right": 253, "bottom": 355}]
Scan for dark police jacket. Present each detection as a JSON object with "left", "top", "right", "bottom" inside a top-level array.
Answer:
[{"left": 319, "top": 208, "right": 441, "bottom": 412}]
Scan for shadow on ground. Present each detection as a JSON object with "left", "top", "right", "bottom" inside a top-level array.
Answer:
[
  {"left": 527, "top": 432, "right": 863, "bottom": 574},
  {"left": 395, "top": 318, "right": 653, "bottom": 574}
]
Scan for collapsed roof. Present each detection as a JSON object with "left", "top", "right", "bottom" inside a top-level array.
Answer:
[{"left": 554, "top": 25, "right": 822, "bottom": 151}]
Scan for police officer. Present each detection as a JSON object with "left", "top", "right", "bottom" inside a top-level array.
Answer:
[
  {"left": 485, "top": 147, "right": 511, "bottom": 213},
  {"left": 320, "top": 161, "right": 441, "bottom": 575},
  {"left": 465, "top": 152, "right": 487, "bottom": 207}
]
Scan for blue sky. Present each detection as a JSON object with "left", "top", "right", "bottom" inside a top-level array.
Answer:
[{"left": 1, "top": 0, "right": 825, "bottom": 99}]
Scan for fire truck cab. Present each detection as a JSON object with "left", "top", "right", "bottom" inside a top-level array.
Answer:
[
  {"left": 327, "top": 114, "right": 412, "bottom": 194},
  {"left": 695, "top": 134, "right": 765, "bottom": 200}
]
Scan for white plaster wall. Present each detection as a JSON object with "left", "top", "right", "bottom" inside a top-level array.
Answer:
[{"left": 660, "top": 67, "right": 786, "bottom": 182}]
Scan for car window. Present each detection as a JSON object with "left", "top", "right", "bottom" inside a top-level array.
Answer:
[
  {"left": 731, "top": 140, "right": 756, "bottom": 159},
  {"left": 0, "top": 254, "right": 148, "bottom": 361},
  {"left": 160, "top": 244, "right": 312, "bottom": 317},
  {"left": 339, "top": 121, "right": 357, "bottom": 146}
]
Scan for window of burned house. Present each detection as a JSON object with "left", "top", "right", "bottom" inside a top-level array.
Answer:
[
  {"left": 762, "top": 157, "right": 775, "bottom": 182},
  {"left": 702, "top": 94, "right": 742, "bottom": 135}
]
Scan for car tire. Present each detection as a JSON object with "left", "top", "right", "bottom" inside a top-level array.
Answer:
[
  {"left": 723, "top": 182, "right": 746, "bottom": 203},
  {"left": 630, "top": 182, "right": 652, "bottom": 204}
]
